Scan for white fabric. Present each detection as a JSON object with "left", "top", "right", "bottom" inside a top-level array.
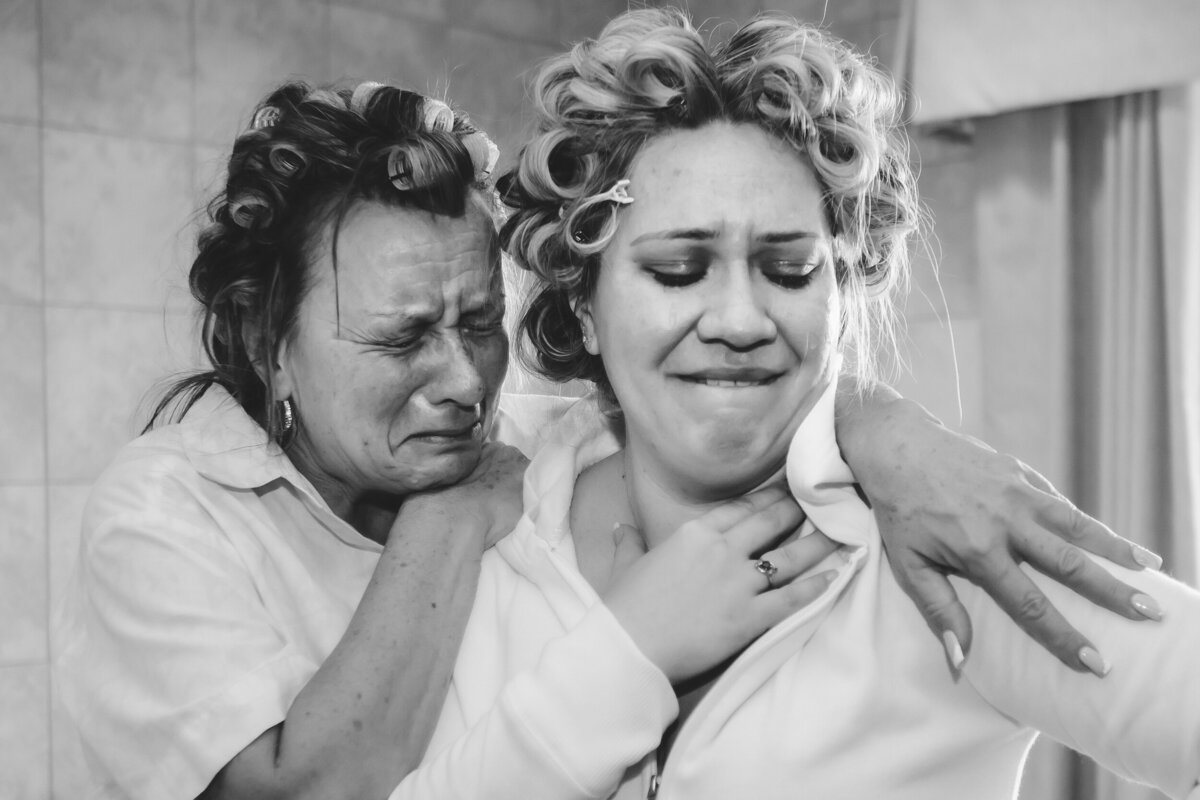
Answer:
[
  {"left": 51, "top": 386, "right": 573, "bottom": 800},
  {"left": 401, "top": 380, "right": 1200, "bottom": 800}
]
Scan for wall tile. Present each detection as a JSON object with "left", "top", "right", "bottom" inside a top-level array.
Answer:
[
  {"left": 0, "top": 664, "right": 50, "bottom": 799},
  {"left": 50, "top": 675, "right": 90, "bottom": 799},
  {"left": 0, "top": 123, "right": 41, "bottom": 304},
  {"left": 47, "top": 484, "right": 90, "bottom": 633},
  {"left": 46, "top": 307, "right": 201, "bottom": 482},
  {"left": 42, "top": 0, "right": 191, "bottom": 140},
  {"left": 0, "top": 485, "right": 47, "bottom": 665},
  {"left": 329, "top": 5, "right": 449, "bottom": 91},
  {"left": 194, "top": 0, "right": 330, "bottom": 146},
  {"left": 448, "top": 0, "right": 561, "bottom": 43},
  {"left": 444, "top": 29, "right": 556, "bottom": 171},
  {"left": 333, "top": 0, "right": 447, "bottom": 24},
  {"left": 556, "top": 0, "right": 625, "bottom": 43},
  {"left": 0, "top": 304, "right": 45, "bottom": 483},
  {"left": 43, "top": 130, "right": 193, "bottom": 310},
  {"left": 0, "top": 0, "right": 39, "bottom": 124}
]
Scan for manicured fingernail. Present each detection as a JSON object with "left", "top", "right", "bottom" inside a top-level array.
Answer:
[
  {"left": 1131, "top": 592, "right": 1163, "bottom": 621},
  {"left": 941, "top": 630, "right": 965, "bottom": 671},
  {"left": 1078, "top": 645, "right": 1111, "bottom": 677},
  {"left": 1131, "top": 544, "right": 1163, "bottom": 570}
]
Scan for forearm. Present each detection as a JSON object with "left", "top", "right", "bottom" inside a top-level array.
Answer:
[
  {"left": 957, "top": 561, "right": 1200, "bottom": 798},
  {"left": 390, "top": 603, "right": 676, "bottom": 800},
  {"left": 832, "top": 379, "right": 933, "bottom": 481},
  {"left": 207, "top": 506, "right": 484, "bottom": 800}
]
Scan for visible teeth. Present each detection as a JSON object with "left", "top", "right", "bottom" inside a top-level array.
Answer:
[{"left": 696, "top": 379, "right": 763, "bottom": 387}]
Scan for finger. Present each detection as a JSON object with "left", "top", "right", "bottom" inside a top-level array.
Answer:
[
  {"left": 752, "top": 569, "right": 838, "bottom": 627},
  {"left": 1026, "top": 485, "right": 1163, "bottom": 572},
  {"left": 696, "top": 484, "right": 791, "bottom": 532},
  {"left": 889, "top": 555, "right": 974, "bottom": 671},
  {"left": 609, "top": 523, "right": 647, "bottom": 578},
  {"left": 976, "top": 556, "right": 1111, "bottom": 677},
  {"left": 723, "top": 496, "right": 806, "bottom": 556},
  {"left": 757, "top": 529, "right": 840, "bottom": 584},
  {"left": 1019, "top": 531, "right": 1162, "bottom": 622}
]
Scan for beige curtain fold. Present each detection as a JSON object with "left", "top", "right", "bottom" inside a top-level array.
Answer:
[{"left": 1002, "top": 83, "right": 1200, "bottom": 800}]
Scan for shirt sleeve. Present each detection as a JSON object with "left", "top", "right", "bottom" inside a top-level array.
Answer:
[
  {"left": 956, "top": 559, "right": 1200, "bottom": 800},
  {"left": 53, "top": 473, "right": 319, "bottom": 800},
  {"left": 388, "top": 602, "right": 677, "bottom": 800}
]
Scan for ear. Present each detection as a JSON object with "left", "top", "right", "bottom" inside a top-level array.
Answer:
[
  {"left": 573, "top": 300, "right": 600, "bottom": 356},
  {"left": 241, "top": 317, "right": 295, "bottom": 401}
]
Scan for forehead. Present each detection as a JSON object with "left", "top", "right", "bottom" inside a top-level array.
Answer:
[
  {"left": 623, "top": 122, "right": 828, "bottom": 237},
  {"left": 314, "top": 200, "right": 500, "bottom": 315}
]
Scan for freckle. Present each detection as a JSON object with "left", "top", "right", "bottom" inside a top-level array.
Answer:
[
  {"left": 431, "top": 602, "right": 438, "bottom": 609},
  {"left": 353, "top": 719, "right": 363, "bottom": 731},
  {"left": 356, "top": 692, "right": 362, "bottom": 700}
]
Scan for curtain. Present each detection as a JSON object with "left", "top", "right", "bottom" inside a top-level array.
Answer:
[{"left": 1001, "top": 83, "right": 1200, "bottom": 800}]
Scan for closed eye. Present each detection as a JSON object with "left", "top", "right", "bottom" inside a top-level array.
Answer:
[
  {"left": 643, "top": 261, "right": 706, "bottom": 288},
  {"left": 762, "top": 258, "right": 822, "bottom": 290}
]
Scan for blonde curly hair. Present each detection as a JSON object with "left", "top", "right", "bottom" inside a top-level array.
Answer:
[{"left": 498, "top": 8, "right": 919, "bottom": 396}]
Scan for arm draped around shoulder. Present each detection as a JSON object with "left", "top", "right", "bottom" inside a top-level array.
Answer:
[{"left": 955, "top": 558, "right": 1200, "bottom": 799}]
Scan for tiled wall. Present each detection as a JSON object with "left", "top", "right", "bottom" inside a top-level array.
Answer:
[{"left": 0, "top": 0, "right": 1063, "bottom": 796}]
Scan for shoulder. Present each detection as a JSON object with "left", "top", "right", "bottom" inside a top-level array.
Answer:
[{"left": 494, "top": 392, "right": 593, "bottom": 457}]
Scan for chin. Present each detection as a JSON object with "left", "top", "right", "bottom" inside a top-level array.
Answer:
[{"left": 394, "top": 447, "right": 482, "bottom": 493}]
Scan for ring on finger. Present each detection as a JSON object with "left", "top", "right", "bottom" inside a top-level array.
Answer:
[{"left": 754, "top": 558, "right": 779, "bottom": 588}]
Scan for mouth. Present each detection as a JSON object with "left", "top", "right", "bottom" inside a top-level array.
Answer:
[
  {"left": 675, "top": 368, "right": 783, "bottom": 388},
  {"left": 407, "top": 419, "right": 484, "bottom": 445}
]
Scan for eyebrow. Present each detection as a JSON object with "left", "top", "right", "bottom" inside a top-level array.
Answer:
[{"left": 629, "top": 228, "right": 822, "bottom": 245}]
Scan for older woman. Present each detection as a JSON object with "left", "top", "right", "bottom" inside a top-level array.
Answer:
[
  {"left": 385, "top": 9, "right": 1200, "bottom": 800},
  {"left": 56, "top": 77, "right": 1162, "bottom": 800}
]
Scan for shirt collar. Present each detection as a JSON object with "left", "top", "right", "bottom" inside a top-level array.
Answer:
[
  {"left": 514, "top": 379, "right": 869, "bottom": 552},
  {"left": 179, "top": 386, "right": 326, "bottom": 502}
]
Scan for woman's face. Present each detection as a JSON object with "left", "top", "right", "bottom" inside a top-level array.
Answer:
[
  {"left": 581, "top": 122, "right": 840, "bottom": 500},
  {"left": 276, "top": 199, "right": 508, "bottom": 509}
]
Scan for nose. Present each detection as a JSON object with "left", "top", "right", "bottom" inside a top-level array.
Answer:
[
  {"left": 695, "top": 265, "right": 777, "bottom": 350},
  {"left": 427, "top": 332, "right": 487, "bottom": 409}
]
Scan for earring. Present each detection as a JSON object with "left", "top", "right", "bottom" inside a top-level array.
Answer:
[
  {"left": 581, "top": 332, "right": 592, "bottom": 349},
  {"left": 280, "top": 398, "right": 294, "bottom": 435}
]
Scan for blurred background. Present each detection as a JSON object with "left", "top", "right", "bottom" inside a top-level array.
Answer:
[{"left": 1, "top": 0, "right": 1197, "bottom": 797}]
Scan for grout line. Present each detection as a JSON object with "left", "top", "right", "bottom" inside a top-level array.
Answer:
[
  {"left": 36, "top": 119, "right": 192, "bottom": 148},
  {"left": 35, "top": 0, "right": 55, "bottom": 794}
]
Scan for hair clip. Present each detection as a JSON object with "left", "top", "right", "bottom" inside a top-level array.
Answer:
[
  {"left": 597, "top": 179, "right": 634, "bottom": 206},
  {"left": 350, "top": 81, "right": 385, "bottom": 115},
  {"left": 422, "top": 97, "right": 456, "bottom": 133},
  {"left": 565, "top": 179, "right": 635, "bottom": 248},
  {"left": 252, "top": 106, "right": 281, "bottom": 130}
]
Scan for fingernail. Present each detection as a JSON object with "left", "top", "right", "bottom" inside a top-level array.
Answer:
[
  {"left": 1131, "top": 592, "right": 1163, "bottom": 621},
  {"left": 941, "top": 630, "right": 965, "bottom": 671},
  {"left": 1078, "top": 645, "right": 1111, "bottom": 677},
  {"left": 1131, "top": 544, "right": 1163, "bottom": 570}
]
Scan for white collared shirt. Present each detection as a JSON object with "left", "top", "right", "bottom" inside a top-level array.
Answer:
[{"left": 52, "top": 386, "right": 572, "bottom": 800}]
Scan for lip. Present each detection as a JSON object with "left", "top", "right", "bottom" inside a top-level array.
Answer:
[
  {"left": 674, "top": 367, "right": 783, "bottom": 387},
  {"left": 407, "top": 420, "right": 483, "bottom": 443}
]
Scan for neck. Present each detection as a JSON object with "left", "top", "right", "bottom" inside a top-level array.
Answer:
[
  {"left": 286, "top": 441, "right": 401, "bottom": 546},
  {"left": 620, "top": 443, "right": 785, "bottom": 550}
]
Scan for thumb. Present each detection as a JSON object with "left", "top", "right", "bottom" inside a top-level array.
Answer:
[{"left": 610, "top": 523, "right": 647, "bottom": 580}]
